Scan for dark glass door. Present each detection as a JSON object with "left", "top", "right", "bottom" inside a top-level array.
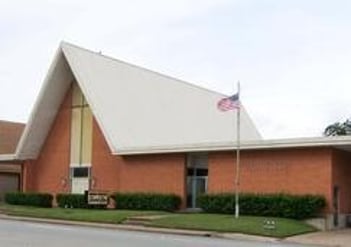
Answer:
[{"left": 187, "top": 168, "right": 207, "bottom": 208}]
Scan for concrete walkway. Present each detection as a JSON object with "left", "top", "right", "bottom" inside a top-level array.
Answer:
[{"left": 285, "top": 229, "right": 351, "bottom": 247}]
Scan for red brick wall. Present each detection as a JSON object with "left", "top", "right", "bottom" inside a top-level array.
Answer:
[
  {"left": 22, "top": 160, "right": 34, "bottom": 192},
  {"left": 23, "top": 89, "right": 72, "bottom": 194},
  {"left": 91, "top": 120, "right": 187, "bottom": 207},
  {"left": 118, "top": 154, "right": 186, "bottom": 196},
  {"left": 332, "top": 149, "right": 351, "bottom": 213},
  {"left": 208, "top": 148, "right": 333, "bottom": 212},
  {"left": 91, "top": 119, "right": 120, "bottom": 191},
  {"left": 24, "top": 92, "right": 187, "bottom": 206}
]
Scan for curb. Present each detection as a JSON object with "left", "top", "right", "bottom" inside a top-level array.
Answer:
[{"left": 0, "top": 214, "right": 279, "bottom": 243}]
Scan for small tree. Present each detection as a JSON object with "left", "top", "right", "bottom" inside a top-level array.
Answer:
[{"left": 324, "top": 119, "right": 351, "bottom": 136}]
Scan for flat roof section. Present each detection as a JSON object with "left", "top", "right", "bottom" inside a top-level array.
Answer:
[{"left": 114, "top": 135, "right": 351, "bottom": 155}]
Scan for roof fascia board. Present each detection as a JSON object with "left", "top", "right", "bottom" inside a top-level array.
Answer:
[
  {"left": 15, "top": 45, "right": 72, "bottom": 159},
  {"left": 114, "top": 137, "right": 351, "bottom": 155}
]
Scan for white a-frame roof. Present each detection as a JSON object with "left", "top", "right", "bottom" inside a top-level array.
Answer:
[{"left": 16, "top": 42, "right": 261, "bottom": 159}]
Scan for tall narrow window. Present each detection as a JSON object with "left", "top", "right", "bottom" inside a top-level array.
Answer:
[
  {"left": 70, "top": 83, "right": 93, "bottom": 168},
  {"left": 70, "top": 84, "right": 93, "bottom": 193}
]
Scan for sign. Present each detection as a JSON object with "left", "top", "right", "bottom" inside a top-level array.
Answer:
[
  {"left": 87, "top": 191, "right": 109, "bottom": 205},
  {"left": 263, "top": 219, "right": 276, "bottom": 230}
]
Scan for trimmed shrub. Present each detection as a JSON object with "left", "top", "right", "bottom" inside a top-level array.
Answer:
[
  {"left": 197, "top": 193, "right": 326, "bottom": 219},
  {"left": 4, "top": 192, "right": 53, "bottom": 208},
  {"left": 112, "top": 193, "right": 181, "bottom": 211},
  {"left": 56, "top": 194, "right": 88, "bottom": 208}
]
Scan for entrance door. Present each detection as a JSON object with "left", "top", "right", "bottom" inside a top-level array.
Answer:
[
  {"left": 186, "top": 153, "right": 208, "bottom": 208},
  {"left": 187, "top": 176, "right": 207, "bottom": 208},
  {"left": 71, "top": 167, "right": 90, "bottom": 194},
  {"left": 0, "top": 173, "right": 19, "bottom": 201},
  {"left": 71, "top": 178, "right": 89, "bottom": 194}
]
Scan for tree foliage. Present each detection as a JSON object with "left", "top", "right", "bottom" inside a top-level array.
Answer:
[{"left": 324, "top": 119, "right": 351, "bottom": 136}]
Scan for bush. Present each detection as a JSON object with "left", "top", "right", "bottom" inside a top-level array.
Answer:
[
  {"left": 197, "top": 193, "right": 326, "bottom": 219},
  {"left": 5, "top": 192, "right": 53, "bottom": 208},
  {"left": 112, "top": 193, "right": 181, "bottom": 211},
  {"left": 56, "top": 193, "right": 107, "bottom": 209},
  {"left": 56, "top": 194, "right": 88, "bottom": 209}
]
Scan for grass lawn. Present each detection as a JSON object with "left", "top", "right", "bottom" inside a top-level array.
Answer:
[
  {"left": 0, "top": 204, "right": 316, "bottom": 238},
  {"left": 149, "top": 213, "right": 316, "bottom": 238},
  {"left": 0, "top": 204, "right": 166, "bottom": 224}
]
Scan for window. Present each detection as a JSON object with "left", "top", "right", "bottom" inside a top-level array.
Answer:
[
  {"left": 70, "top": 83, "right": 93, "bottom": 167},
  {"left": 70, "top": 167, "right": 91, "bottom": 178},
  {"left": 187, "top": 168, "right": 208, "bottom": 176}
]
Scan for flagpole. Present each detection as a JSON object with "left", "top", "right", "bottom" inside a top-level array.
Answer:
[{"left": 235, "top": 81, "right": 241, "bottom": 218}]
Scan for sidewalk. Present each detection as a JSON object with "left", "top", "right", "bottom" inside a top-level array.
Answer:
[{"left": 285, "top": 229, "right": 351, "bottom": 247}]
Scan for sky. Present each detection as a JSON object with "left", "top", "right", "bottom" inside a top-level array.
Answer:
[{"left": 1, "top": 0, "right": 351, "bottom": 139}]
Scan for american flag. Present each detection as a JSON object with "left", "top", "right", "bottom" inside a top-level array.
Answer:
[{"left": 217, "top": 93, "right": 240, "bottom": 111}]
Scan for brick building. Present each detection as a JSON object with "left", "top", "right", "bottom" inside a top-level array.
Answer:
[{"left": 2, "top": 42, "right": 351, "bottom": 229}]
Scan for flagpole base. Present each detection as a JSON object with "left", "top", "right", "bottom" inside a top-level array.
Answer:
[{"left": 235, "top": 204, "right": 239, "bottom": 218}]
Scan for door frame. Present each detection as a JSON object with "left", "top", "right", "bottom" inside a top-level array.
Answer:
[
  {"left": 188, "top": 175, "right": 208, "bottom": 208},
  {"left": 70, "top": 166, "right": 91, "bottom": 194},
  {"left": 186, "top": 153, "right": 208, "bottom": 208}
]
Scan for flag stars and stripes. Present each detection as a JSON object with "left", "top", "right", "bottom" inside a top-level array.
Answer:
[{"left": 217, "top": 93, "right": 240, "bottom": 111}]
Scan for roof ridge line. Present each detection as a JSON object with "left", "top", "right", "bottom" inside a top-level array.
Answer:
[{"left": 60, "top": 41, "right": 230, "bottom": 97}]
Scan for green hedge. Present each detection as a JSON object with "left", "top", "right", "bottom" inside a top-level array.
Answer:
[
  {"left": 56, "top": 193, "right": 107, "bottom": 209},
  {"left": 197, "top": 193, "right": 326, "bottom": 219},
  {"left": 4, "top": 192, "right": 53, "bottom": 208},
  {"left": 56, "top": 194, "right": 88, "bottom": 208},
  {"left": 112, "top": 193, "right": 181, "bottom": 211}
]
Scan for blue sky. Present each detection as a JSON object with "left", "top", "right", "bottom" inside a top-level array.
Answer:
[{"left": 1, "top": 0, "right": 351, "bottom": 139}]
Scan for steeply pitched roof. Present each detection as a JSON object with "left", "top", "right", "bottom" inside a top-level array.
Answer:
[
  {"left": 16, "top": 42, "right": 261, "bottom": 159},
  {"left": 0, "top": 120, "right": 25, "bottom": 154}
]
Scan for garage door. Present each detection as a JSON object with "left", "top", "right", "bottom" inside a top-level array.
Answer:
[{"left": 0, "top": 173, "right": 19, "bottom": 201}]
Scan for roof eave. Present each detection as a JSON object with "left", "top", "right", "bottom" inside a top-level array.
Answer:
[
  {"left": 15, "top": 44, "right": 74, "bottom": 160},
  {"left": 113, "top": 136, "right": 351, "bottom": 155},
  {"left": 0, "top": 154, "right": 17, "bottom": 162}
]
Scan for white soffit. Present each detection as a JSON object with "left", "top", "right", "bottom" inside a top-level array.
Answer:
[
  {"left": 16, "top": 49, "right": 74, "bottom": 159},
  {"left": 61, "top": 42, "right": 261, "bottom": 154}
]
